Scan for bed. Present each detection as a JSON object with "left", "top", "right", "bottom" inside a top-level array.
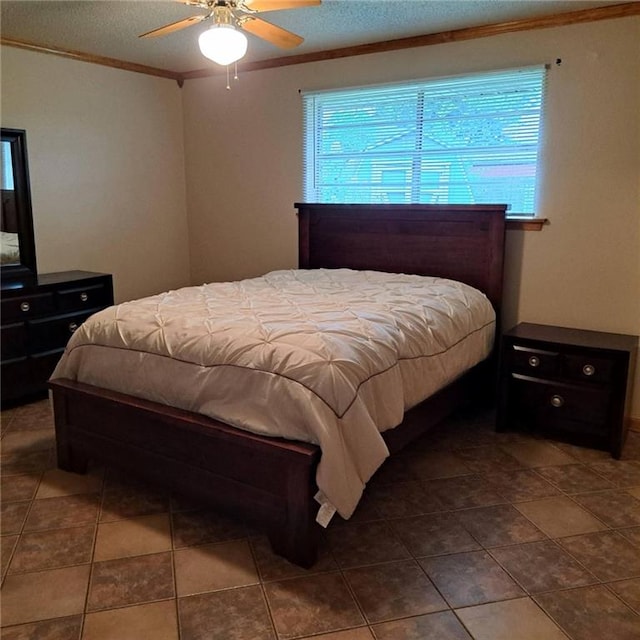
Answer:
[{"left": 49, "top": 202, "right": 506, "bottom": 567}]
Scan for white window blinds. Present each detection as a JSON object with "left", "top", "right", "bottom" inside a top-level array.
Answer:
[{"left": 303, "top": 66, "right": 546, "bottom": 215}]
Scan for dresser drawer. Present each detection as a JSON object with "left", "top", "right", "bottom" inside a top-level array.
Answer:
[
  {"left": 30, "top": 350, "right": 65, "bottom": 383},
  {"left": 1, "top": 358, "right": 32, "bottom": 403},
  {"left": 56, "top": 283, "right": 112, "bottom": 313},
  {"left": 1, "top": 352, "right": 62, "bottom": 403},
  {"left": 1, "top": 322, "right": 27, "bottom": 360},
  {"left": 1, "top": 292, "right": 55, "bottom": 322},
  {"left": 511, "top": 374, "right": 610, "bottom": 427},
  {"left": 28, "top": 310, "right": 97, "bottom": 353}
]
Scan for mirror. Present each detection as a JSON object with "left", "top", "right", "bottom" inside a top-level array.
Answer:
[{"left": 1, "top": 128, "right": 37, "bottom": 282}]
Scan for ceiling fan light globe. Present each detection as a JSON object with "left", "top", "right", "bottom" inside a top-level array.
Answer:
[{"left": 198, "top": 25, "right": 248, "bottom": 66}]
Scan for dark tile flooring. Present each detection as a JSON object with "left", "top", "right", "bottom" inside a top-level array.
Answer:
[{"left": 1, "top": 399, "right": 640, "bottom": 639}]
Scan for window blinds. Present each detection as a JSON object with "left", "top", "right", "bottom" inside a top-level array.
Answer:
[{"left": 303, "top": 66, "right": 546, "bottom": 215}]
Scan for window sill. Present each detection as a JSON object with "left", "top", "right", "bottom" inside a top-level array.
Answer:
[{"left": 507, "top": 218, "right": 548, "bottom": 231}]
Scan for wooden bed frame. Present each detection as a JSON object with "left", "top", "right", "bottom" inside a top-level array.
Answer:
[{"left": 50, "top": 203, "right": 506, "bottom": 567}]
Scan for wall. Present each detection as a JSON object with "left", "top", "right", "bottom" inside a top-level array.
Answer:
[
  {"left": 2, "top": 18, "right": 638, "bottom": 417},
  {"left": 1, "top": 46, "right": 190, "bottom": 303},
  {"left": 182, "top": 17, "right": 640, "bottom": 416}
]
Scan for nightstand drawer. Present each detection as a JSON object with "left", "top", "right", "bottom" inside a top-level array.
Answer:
[
  {"left": 562, "top": 353, "right": 613, "bottom": 384},
  {"left": 511, "top": 374, "right": 610, "bottom": 426},
  {"left": 511, "top": 345, "right": 559, "bottom": 377}
]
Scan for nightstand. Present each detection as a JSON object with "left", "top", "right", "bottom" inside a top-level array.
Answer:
[{"left": 496, "top": 323, "right": 638, "bottom": 458}]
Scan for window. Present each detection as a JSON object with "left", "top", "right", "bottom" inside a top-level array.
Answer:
[{"left": 303, "top": 66, "right": 546, "bottom": 216}]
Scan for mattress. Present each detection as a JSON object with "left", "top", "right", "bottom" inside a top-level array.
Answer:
[{"left": 51, "top": 268, "right": 495, "bottom": 519}]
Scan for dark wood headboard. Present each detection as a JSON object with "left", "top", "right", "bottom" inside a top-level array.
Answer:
[{"left": 296, "top": 203, "right": 507, "bottom": 315}]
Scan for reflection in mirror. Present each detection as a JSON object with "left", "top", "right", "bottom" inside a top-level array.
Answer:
[
  {"left": 0, "top": 128, "right": 37, "bottom": 282},
  {"left": 1, "top": 140, "right": 21, "bottom": 265}
]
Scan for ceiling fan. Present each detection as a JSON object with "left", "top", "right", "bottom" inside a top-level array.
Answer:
[{"left": 140, "top": 0, "right": 321, "bottom": 66}]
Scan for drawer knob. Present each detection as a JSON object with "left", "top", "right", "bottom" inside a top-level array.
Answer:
[
  {"left": 550, "top": 394, "right": 564, "bottom": 408},
  {"left": 20, "top": 301, "right": 30, "bottom": 312},
  {"left": 528, "top": 355, "right": 540, "bottom": 367},
  {"left": 582, "top": 364, "right": 596, "bottom": 377},
  {"left": 80, "top": 292, "right": 89, "bottom": 302},
  {"left": 68, "top": 322, "right": 79, "bottom": 333}
]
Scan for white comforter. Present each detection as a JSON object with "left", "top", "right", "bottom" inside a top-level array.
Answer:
[{"left": 52, "top": 269, "right": 495, "bottom": 519}]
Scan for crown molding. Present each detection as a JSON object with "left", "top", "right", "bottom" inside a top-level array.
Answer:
[{"left": 0, "top": 36, "right": 183, "bottom": 82}]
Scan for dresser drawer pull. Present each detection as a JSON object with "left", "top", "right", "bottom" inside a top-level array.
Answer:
[
  {"left": 68, "top": 322, "right": 79, "bottom": 334},
  {"left": 80, "top": 292, "right": 89, "bottom": 302},
  {"left": 528, "top": 355, "right": 540, "bottom": 367},
  {"left": 582, "top": 364, "right": 596, "bottom": 377},
  {"left": 550, "top": 394, "right": 564, "bottom": 408},
  {"left": 20, "top": 302, "right": 30, "bottom": 312}
]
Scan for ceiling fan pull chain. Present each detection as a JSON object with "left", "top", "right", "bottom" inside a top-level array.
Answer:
[{"left": 224, "top": 63, "right": 240, "bottom": 90}]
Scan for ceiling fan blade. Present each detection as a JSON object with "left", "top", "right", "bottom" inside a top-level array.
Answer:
[
  {"left": 139, "top": 15, "right": 207, "bottom": 39},
  {"left": 243, "top": 0, "right": 321, "bottom": 11},
  {"left": 240, "top": 16, "right": 303, "bottom": 48}
]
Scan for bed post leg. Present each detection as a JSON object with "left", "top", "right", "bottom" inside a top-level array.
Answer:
[
  {"left": 56, "top": 438, "right": 89, "bottom": 475},
  {"left": 50, "top": 384, "right": 88, "bottom": 475},
  {"left": 268, "top": 453, "right": 319, "bottom": 568},
  {"left": 269, "top": 509, "right": 318, "bottom": 569}
]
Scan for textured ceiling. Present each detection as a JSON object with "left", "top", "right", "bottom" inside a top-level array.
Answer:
[{"left": 0, "top": 0, "right": 627, "bottom": 74}]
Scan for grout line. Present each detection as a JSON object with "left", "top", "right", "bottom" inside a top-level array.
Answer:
[
  {"left": 1, "top": 462, "right": 49, "bottom": 577},
  {"left": 167, "top": 508, "right": 182, "bottom": 640},
  {"left": 601, "top": 580, "right": 640, "bottom": 616},
  {"left": 80, "top": 459, "right": 106, "bottom": 636},
  {"left": 250, "top": 533, "right": 300, "bottom": 640},
  {"left": 528, "top": 596, "right": 573, "bottom": 640}
]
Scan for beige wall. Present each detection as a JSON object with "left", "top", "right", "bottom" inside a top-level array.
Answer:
[
  {"left": 1, "top": 46, "right": 190, "bottom": 303},
  {"left": 2, "top": 17, "right": 638, "bottom": 417},
  {"left": 183, "top": 17, "right": 640, "bottom": 416}
]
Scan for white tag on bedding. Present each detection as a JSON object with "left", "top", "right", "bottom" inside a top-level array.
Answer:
[
  {"left": 314, "top": 490, "right": 337, "bottom": 527},
  {"left": 316, "top": 501, "right": 336, "bottom": 528}
]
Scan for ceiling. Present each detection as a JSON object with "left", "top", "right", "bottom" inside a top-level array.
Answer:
[{"left": 0, "top": 0, "right": 630, "bottom": 75}]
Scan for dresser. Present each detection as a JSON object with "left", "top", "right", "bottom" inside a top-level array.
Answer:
[
  {"left": 1, "top": 270, "right": 113, "bottom": 407},
  {"left": 496, "top": 322, "right": 638, "bottom": 458}
]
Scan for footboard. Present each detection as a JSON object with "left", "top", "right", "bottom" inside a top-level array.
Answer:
[{"left": 49, "top": 378, "right": 321, "bottom": 567}]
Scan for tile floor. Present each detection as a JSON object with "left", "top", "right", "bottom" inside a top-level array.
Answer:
[{"left": 1, "top": 399, "right": 640, "bottom": 639}]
